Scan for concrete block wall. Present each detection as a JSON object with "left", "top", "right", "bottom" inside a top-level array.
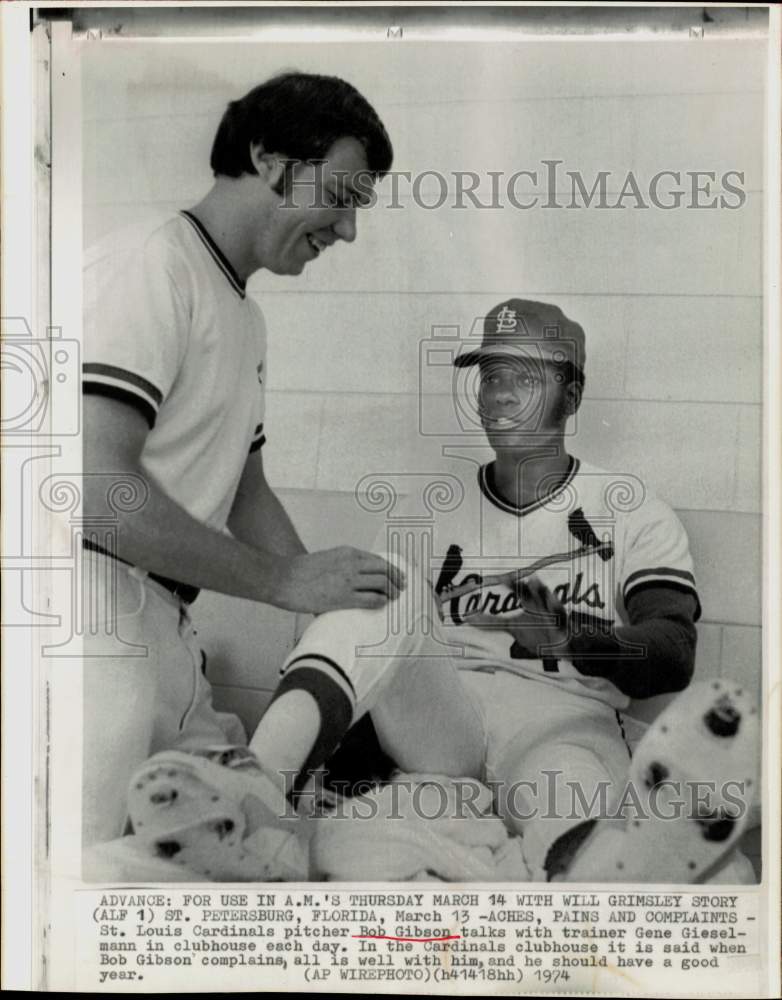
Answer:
[{"left": 82, "top": 38, "right": 764, "bottom": 750}]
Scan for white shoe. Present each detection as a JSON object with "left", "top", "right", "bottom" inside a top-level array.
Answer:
[
  {"left": 127, "top": 746, "right": 308, "bottom": 881},
  {"left": 561, "top": 680, "right": 759, "bottom": 883}
]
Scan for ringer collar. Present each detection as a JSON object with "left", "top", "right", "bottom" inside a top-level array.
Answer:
[
  {"left": 180, "top": 210, "right": 247, "bottom": 299},
  {"left": 479, "top": 455, "right": 580, "bottom": 517}
]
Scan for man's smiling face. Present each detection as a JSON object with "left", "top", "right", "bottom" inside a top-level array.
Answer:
[{"left": 251, "top": 136, "right": 374, "bottom": 276}]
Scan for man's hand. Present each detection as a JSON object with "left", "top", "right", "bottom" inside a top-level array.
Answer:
[
  {"left": 273, "top": 547, "right": 406, "bottom": 613},
  {"left": 463, "top": 574, "right": 570, "bottom": 658}
]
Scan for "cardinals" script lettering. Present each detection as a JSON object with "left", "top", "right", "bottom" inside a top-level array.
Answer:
[{"left": 446, "top": 570, "right": 605, "bottom": 624}]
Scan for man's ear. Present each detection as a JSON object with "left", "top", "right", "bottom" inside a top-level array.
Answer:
[
  {"left": 564, "top": 380, "right": 583, "bottom": 417},
  {"left": 249, "top": 142, "right": 285, "bottom": 187}
]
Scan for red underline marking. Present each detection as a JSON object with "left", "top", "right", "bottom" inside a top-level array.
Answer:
[{"left": 353, "top": 935, "right": 461, "bottom": 943}]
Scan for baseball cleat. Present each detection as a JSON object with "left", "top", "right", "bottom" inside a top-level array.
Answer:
[
  {"left": 558, "top": 680, "right": 759, "bottom": 883},
  {"left": 127, "top": 746, "right": 308, "bottom": 881}
]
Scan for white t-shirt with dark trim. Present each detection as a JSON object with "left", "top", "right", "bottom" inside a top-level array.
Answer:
[
  {"left": 83, "top": 211, "right": 267, "bottom": 532},
  {"left": 418, "top": 457, "right": 700, "bottom": 710}
]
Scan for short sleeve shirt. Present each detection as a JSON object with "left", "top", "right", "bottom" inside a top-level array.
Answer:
[{"left": 83, "top": 211, "right": 267, "bottom": 531}]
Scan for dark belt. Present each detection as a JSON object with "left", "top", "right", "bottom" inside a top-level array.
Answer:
[{"left": 82, "top": 538, "right": 200, "bottom": 605}]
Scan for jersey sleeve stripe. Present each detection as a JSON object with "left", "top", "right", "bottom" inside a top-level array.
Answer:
[
  {"left": 624, "top": 578, "right": 702, "bottom": 621},
  {"left": 83, "top": 382, "right": 156, "bottom": 429},
  {"left": 623, "top": 567, "right": 701, "bottom": 620},
  {"left": 82, "top": 363, "right": 163, "bottom": 407},
  {"left": 623, "top": 566, "right": 695, "bottom": 590}
]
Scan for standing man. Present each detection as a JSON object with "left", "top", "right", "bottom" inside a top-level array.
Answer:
[{"left": 82, "top": 73, "right": 401, "bottom": 845}]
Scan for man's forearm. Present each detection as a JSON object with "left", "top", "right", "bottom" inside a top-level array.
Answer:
[
  {"left": 566, "top": 614, "right": 695, "bottom": 699},
  {"left": 85, "top": 467, "right": 288, "bottom": 604},
  {"left": 228, "top": 478, "right": 306, "bottom": 558},
  {"left": 563, "top": 586, "right": 699, "bottom": 699}
]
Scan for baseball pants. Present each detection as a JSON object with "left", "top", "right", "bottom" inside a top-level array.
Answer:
[
  {"left": 82, "top": 548, "right": 244, "bottom": 846},
  {"left": 275, "top": 554, "right": 631, "bottom": 876}
]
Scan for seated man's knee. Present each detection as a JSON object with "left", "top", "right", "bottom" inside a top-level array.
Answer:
[{"left": 496, "top": 743, "right": 615, "bottom": 834}]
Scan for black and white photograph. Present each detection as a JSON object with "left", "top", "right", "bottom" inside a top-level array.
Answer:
[{"left": 2, "top": 3, "right": 780, "bottom": 995}]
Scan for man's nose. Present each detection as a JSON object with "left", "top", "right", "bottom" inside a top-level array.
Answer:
[
  {"left": 332, "top": 208, "right": 357, "bottom": 243},
  {"left": 493, "top": 380, "right": 519, "bottom": 403},
  {"left": 482, "top": 384, "right": 516, "bottom": 415}
]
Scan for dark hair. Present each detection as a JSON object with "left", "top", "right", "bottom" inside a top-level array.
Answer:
[{"left": 210, "top": 72, "right": 393, "bottom": 179}]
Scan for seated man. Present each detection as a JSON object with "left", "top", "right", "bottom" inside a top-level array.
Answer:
[{"left": 122, "top": 299, "right": 758, "bottom": 883}]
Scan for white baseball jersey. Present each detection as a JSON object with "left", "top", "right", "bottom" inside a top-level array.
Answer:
[
  {"left": 83, "top": 211, "right": 267, "bottom": 532},
  {"left": 412, "top": 457, "right": 700, "bottom": 711}
]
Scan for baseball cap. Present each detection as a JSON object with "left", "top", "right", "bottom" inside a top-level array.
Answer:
[{"left": 453, "top": 298, "right": 586, "bottom": 373}]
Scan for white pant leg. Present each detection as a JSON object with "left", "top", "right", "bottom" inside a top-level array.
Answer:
[
  {"left": 170, "top": 606, "right": 248, "bottom": 751},
  {"left": 83, "top": 554, "right": 159, "bottom": 846},
  {"left": 278, "top": 556, "right": 487, "bottom": 779},
  {"left": 82, "top": 551, "right": 240, "bottom": 846},
  {"left": 466, "top": 673, "right": 629, "bottom": 877}
]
